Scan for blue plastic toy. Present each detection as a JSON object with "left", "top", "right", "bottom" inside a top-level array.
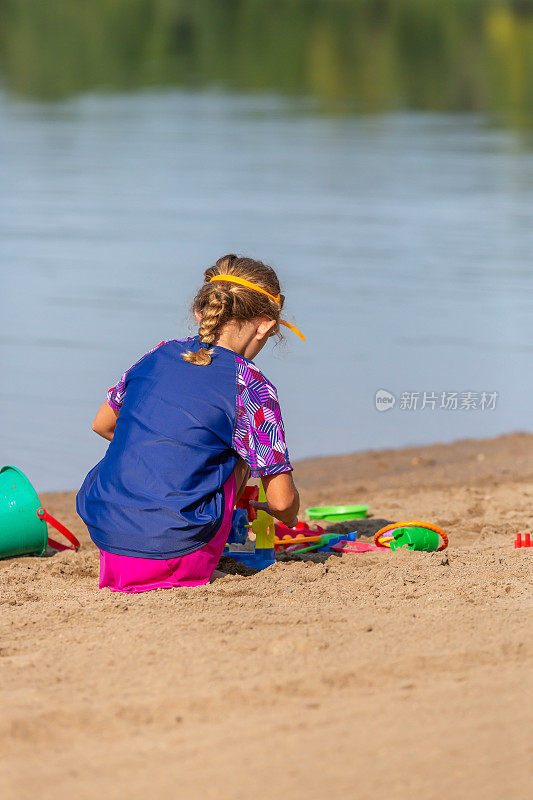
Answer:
[{"left": 227, "top": 508, "right": 249, "bottom": 545}]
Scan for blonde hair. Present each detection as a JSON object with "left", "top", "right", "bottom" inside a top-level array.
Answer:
[{"left": 182, "top": 254, "right": 285, "bottom": 366}]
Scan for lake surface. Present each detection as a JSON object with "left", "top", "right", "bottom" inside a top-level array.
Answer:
[{"left": 1, "top": 88, "right": 532, "bottom": 491}]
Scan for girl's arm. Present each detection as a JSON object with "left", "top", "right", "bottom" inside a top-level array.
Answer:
[
  {"left": 92, "top": 401, "right": 119, "bottom": 441},
  {"left": 251, "top": 472, "right": 300, "bottom": 528}
]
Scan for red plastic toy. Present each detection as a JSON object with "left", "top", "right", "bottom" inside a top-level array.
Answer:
[
  {"left": 236, "top": 485, "right": 259, "bottom": 521},
  {"left": 514, "top": 532, "right": 532, "bottom": 549},
  {"left": 275, "top": 521, "right": 325, "bottom": 537}
]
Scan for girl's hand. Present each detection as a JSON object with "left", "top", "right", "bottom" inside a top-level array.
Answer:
[
  {"left": 280, "top": 516, "right": 299, "bottom": 529},
  {"left": 249, "top": 500, "right": 298, "bottom": 529}
]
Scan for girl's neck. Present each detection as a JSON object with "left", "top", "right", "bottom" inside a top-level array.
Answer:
[
  {"left": 214, "top": 328, "right": 258, "bottom": 361},
  {"left": 207, "top": 318, "right": 271, "bottom": 362}
]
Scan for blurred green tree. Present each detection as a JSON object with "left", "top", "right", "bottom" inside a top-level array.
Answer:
[{"left": 0, "top": 0, "right": 531, "bottom": 127}]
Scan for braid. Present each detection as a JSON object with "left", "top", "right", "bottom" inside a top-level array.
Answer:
[
  {"left": 182, "top": 288, "right": 232, "bottom": 365},
  {"left": 198, "top": 290, "right": 225, "bottom": 345}
]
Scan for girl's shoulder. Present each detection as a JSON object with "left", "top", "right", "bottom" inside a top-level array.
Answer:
[
  {"left": 161, "top": 335, "right": 197, "bottom": 347},
  {"left": 233, "top": 352, "right": 278, "bottom": 397},
  {"left": 124, "top": 336, "right": 198, "bottom": 373},
  {"left": 144, "top": 335, "right": 197, "bottom": 356}
]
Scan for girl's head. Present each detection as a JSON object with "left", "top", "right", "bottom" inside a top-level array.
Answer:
[{"left": 183, "top": 254, "right": 286, "bottom": 365}]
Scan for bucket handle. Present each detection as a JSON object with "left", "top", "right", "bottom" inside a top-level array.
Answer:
[{"left": 37, "top": 508, "right": 80, "bottom": 552}]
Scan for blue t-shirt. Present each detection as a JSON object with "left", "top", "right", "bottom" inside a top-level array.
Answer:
[{"left": 76, "top": 336, "right": 292, "bottom": 558}]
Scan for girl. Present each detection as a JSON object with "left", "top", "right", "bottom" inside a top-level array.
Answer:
[{"left": 76, "top": 254, "right": 304, "bottom": 592}]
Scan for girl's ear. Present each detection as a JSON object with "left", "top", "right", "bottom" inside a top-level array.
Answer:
[
  {"left": 193, "top": 308, "right": 202, "bottom": 323},
  {"left": 256, "top": 318, "right": 277, "bottom": 339}
]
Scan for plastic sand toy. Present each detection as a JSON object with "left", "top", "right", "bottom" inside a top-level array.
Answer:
[
  {"left": 374, "top": 521, "right": 448, "bottom": 552},
  {"left": 275, "top": 521, "right": 325, "bottom": 537},
  {"left": 227, "top": 508, "right": 249, "bottom": 545},
  {"left": 288, "top": 531, "right": 358, "bottom": 554},
  {"left": 514, "top": 532, "right": 532, "bottom": 548},
  {"left": 274, "top": 533, "right": 323, "bottom": 552},
  {"left": 0, "top": 465, "right": 80, "bottom": 559},
  {"left": 225, "top": 482, "right": 276, "bottom": 570},
  {"left": 236, "top": 485, "right": 259, "bottom": 521},
  {"left": 330, "top": 540, "right": 388, "bottom": 554},
  {"left": 305, "top": 504, "right": 369, "bottom": 522},
  {"left": 273, "top": 521, "right": 326, "bottom": 551}
]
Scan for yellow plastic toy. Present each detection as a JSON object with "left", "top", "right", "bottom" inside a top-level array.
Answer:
[{"left": 253, "top": 482, "right": 275, "bottom": 551}]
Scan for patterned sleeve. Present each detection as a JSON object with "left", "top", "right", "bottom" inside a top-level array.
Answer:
[
  {"left": 106, "top": 340, "right": 169, "bottom": 412},
  {"left": 232, "top": 355, "right": 293, "bottom": 477},
  {"left": 107, "top": 371, "right": 128, "bottom": 411}
]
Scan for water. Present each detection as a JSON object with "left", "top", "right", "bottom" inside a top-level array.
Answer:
[{"left": 1, "top": 88, "right": 532, "bottom": 491}]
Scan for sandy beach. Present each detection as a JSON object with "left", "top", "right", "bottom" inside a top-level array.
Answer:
[{"left": 1, "top": 432, "right": 532, "bottom": 800}]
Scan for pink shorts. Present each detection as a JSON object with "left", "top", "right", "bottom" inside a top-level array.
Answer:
[{"left": 98, "top": 471, "right": 236, "bottom": 593}]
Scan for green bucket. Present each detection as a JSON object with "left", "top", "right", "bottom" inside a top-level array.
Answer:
[
  {"left": 389, "top": 526, "right": 440, "bottom": 552},
  {"left": 0, "top": 465, "right": 48, "bottom": 559}
]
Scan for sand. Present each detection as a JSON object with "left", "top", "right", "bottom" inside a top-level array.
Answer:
[{"left": 1, "top": 432, "right": 532, "bottom": 799}]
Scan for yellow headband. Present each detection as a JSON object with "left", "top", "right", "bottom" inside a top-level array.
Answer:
[
  {"left": 208, "top": 275, "right": 306, "bottom": 341},
  {"left": 209, "top": 274, "right": 281, "bottom": 304}
]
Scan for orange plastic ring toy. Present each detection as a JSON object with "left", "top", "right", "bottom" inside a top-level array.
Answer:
[{"left": 374, "top": 521, "right": 448, "bottom": 551}]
